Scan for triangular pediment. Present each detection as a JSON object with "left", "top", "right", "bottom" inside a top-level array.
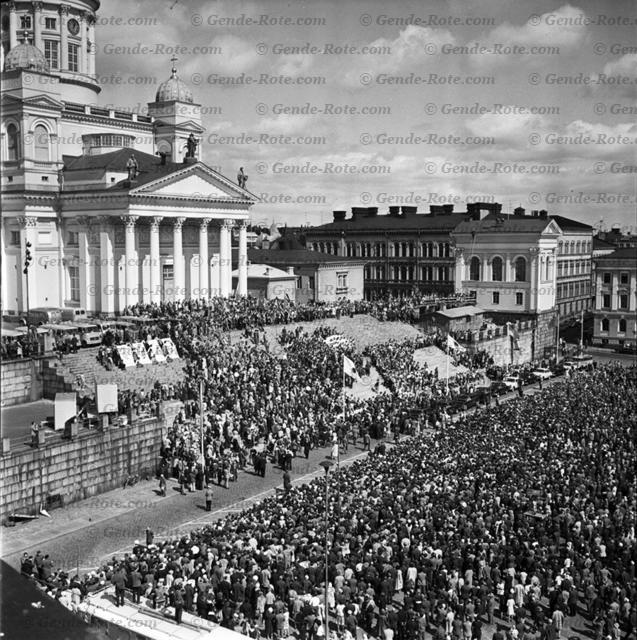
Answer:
[
  {"left": 131, "top": 163, "right": 257, "bottom": 202},
  {"left": 541, "top": 220, "right": 562, "bottom": 235},
  {"left": 153, "top": 119, "right": 205, "bottom": 133},
  {"left": 1, "top": 93, "right": 65, "bottom": 110}
]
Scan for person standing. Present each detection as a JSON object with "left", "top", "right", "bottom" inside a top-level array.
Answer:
[
  {"left": 130, "top": 565, "right": 142, "bottom": 604},
  {"left": 158, "top": 474, "right": 166, "bottom": 497},
  {"left": 173, "top": 584, "right": 185, "bottom": 624},
  {"left": 205, "top": 485, "right": 213, "bottom": 512},
  {"left": 112, "top": 566, "right": 126, "bottom": 606}
]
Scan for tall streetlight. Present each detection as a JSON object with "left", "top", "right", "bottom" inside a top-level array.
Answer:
[
  {"left": 319, "top": 459, "right": 334, "bottom": 640},
  {"left": 23, "top": 240, "right": 33, "bottom": 351}
]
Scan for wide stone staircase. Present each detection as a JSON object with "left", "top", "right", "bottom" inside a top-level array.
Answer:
[
  {"left": 412, "top": 345, "right": 470, "bottom": 379},
  {"left": 42, "top": 347, "right": 185, "bottom": 398}
]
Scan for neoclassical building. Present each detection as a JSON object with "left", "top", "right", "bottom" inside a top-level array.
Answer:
[{"left": 1, "top": 0, "right": 257, "bottom": 315}]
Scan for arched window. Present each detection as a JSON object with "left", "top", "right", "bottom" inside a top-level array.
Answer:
[
  {"left": 438, "top": 242, "right": 446, "bottom": 257},
  {"left": 469, "top": 257, "right": 481, "bottom": 281},
  {"left": 619, "top": 318, "right": 627, "bottom": 333},
  {"left": 6, "top": 123, "right": 19, "bottom": 161},
  {"left": 491, "top": 257, "right": 503, "bottom": 281},
  {"left": 438, "top": 266, "right": 446, "bottom": 281},
  {"left": 514, "top": 257, "right": 526, "bottom": 282},
  {"left": 601, "top": 318, "right": 609, "bottom": 332}
]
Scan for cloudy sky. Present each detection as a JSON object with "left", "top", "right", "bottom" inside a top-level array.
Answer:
[{"left": 96, "top": 0, "right": 636, "bottom": 230}]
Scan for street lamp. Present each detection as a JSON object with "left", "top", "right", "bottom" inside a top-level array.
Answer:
[
  {"left": 319, "top": 458, "right": 334, "bottom": 640},
  {"left": 23, "top": 240, "right": 33, "bottom": 351}
]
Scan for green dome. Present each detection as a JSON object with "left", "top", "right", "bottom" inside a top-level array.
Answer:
[{"left": 4, "top": 42, "right": 50, "bottom": 73}]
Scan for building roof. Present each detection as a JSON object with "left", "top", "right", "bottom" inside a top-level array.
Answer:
[
  {"left": 593, "top": 236, "right": 617, "bottom": 250},
  {"left": 308, "top": 212, "right": 471, "bottom": 233},
  {"left": 435, "top": 305, "right": 485, "bottom": 319},
  {"left": 453, "top": 213, "right": 557, "bottom": 234},
  {"left": 4, "top": 41, "right": 49, "bottom": 73},
  {"left": 155, "top": 63, "right": 194, "bottom": 104},
  {"left": 595, "top": 247, "right": 637, "bottom": 262},
  {"left": 246, "top": 248, "right": 363, "bottom": 266},
  {"left": 63, "top": 148, "right": 189, "bottom": 189},
  {"left": 549, "top": 215, "right": 593, "bottom": 231},
  {"left": 232, "top": 264, "right": 294, "bottom": 280}
]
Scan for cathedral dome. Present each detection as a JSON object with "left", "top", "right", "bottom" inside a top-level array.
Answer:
[
  {"left": 4, "top": 41, "right": 50, "bottom": 73},
  {"left": 155, "top": 59, "right": 193, "bottom": 103}
]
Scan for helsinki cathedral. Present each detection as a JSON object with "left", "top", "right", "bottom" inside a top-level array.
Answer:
[{"left": 1, "top": 0, "right": 256, "bottom": 315}]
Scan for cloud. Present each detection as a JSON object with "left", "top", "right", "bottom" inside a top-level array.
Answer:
[
  {"left": 273, "top": 54, "right": 315, "bottom": 78},
  {"left": 465, "top": 111, "right": 549, "bottom": 145},
  {"left": 337, "top": 25, "right": 457, "bottom": 87},
  {"left": 210, "top": 35, "right": 262, "bottom": 74}
]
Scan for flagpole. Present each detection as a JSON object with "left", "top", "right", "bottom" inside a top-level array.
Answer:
[
  {"left": 446, "top": 336, "right": 450, "bottom": 395},
  {"left": 580, "top": 308, "right": 584, "bottom": 351},
  {"left": 199, "top": 377, "right": 205, "bottom": 482}
]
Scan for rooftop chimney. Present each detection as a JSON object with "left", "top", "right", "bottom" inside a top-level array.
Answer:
[
  {"left": 401, "top": 206, "right": 417, "bottom": 216},
  {"left": 351, "top": 207, "right": 368, "bottom": 221},
  {"left": 513, "top": 206, "right": 525, "bottom": 217},
  {"left": 286, "top": 266, "right": 295, "bottom": 275},
  {"left": 333, "top": 210, "right": 346, "bottom": 222},
  {"left": 539, "top": 209, "right": 548, "bottom": 219},
  {"left": 388, "top": 206, "right": 400, "bottom": 217},
  {"left": 531, "top": 210, "right": 539, "bottom": 217},
  {"left": 366, "top": 207, "right": 379, "bottom": 217},
  {"left": 430, "top": 204, "right": 454, "bottom": 215}
]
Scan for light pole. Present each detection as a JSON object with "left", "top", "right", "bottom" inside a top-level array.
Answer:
[
  {"left": 23, "top": 240, "right": 33, "bottom": 351},
  {"left": 319, "top": 459, "right": 334, "bottom": 640}
]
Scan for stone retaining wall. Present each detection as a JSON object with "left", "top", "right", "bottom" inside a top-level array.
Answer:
[
  {"left": 0, "top": 409, "right": 178, "bottom": 521},
  {"left": 1, "top": 359, "right": 44, "bottom": 407}
]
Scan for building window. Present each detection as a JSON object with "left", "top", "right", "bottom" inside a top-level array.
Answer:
[
  {"left": 514, "top": 257, "right": 526, "bottom": 282},
  {"left": 618, "top": 318, "right": 627, "bottom": 333},
  {"left": 603, "top": 272, "right": 611, "bottom": 284},
  {"left": 45, "top": 17, "right": 57, "bottom": 30},
  {"left": 20, "top": 15, "right": 32, "bottom": 29},
  {"left": 337, "top": 273, "right": 348, "bottom": 290},
  {"left": 619, "top": 294, "right": 628, "bottom": 309},
  {"left": 44, "top": 39, "right": 59, "bottom": 69},
  {"left": 67, "top": 230, "right": 79, "bottom": 246},
  {"left": 515, "top": 292, "right": 524, "bottom": 306},
  {"left": 6, "top": 123, "right": 19, "bottom": 161},
  {"left": 10, "top": 230, "right": 20, "bottom": 245},
  {"left": 68, "top": 265, "right": 80, "bottom": 302},
  {"left": 602, "top": 294, "right": 611, "bottom": 309},
  {"left": 33, "top": 125, "right": 49, "bottom": 162},
  {"left": 601, "top": 318, "right": 609, "bottom": 332},
  {"left": 491, "top": 257, "right": 503, "bottom": 281},
  {"left": 469, "top": 257, "right": 480, "bottom": 281},
  {"left": 492, "top": 291, "right": 500, "bottom": 304},
  {"left": 68, "top": 43, "right": 79, "bottom": 71},
  {"left": 620, "top": 272, "right": 629, "bottom": 284}
]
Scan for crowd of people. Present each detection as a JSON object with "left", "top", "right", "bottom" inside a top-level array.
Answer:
[{"left": 24, "top": 364, "right": 636, "bottom": 640}]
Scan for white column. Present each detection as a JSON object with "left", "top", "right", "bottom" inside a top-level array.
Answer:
[
  {"left": 237, "top": 220, "right": 248, "bottom": 296},
  {"left": 87, "top": 15, "right": 96, "bottom": 76},
  {"left": 210, "top": 253, "right": 220, "bottom": 297},
  {"left": 149, "top": 217, "right": 162, "bottom": 304},
  {"left": 529, "top": 248, "right": 539, "bottom": 311},
  {"left": 59, "top": 4, "right": 68, "bottom": 71},
  {"left": 453, "top": 249, "right": 464, "bottom": 292},
  {"left": 98, "top": 217, "right": 115, "bottom": 314},
  {"left": 18, "top": 216, "right": 38, "bottom": 313},
  {"left": 121, "top": 215, "right": 139, "bottom": 309},
  {"left": 77, "top": 217, "right": 90, "bottom": 310},
  {"left": 79, "top": 11, "right": 88, "bottom": 75},
  {"left": 173, "top": 217, "right": 186, "bottom": 302},
  {"left": 199, "top": 218, "right": 211, "bottom": 298},
  {"left": 0, "top": 221, "right": 6, "bottom": 312},
  {"left": 33, "top": 2, "right": 43, "bottom": 51},
  {"left": 9, "top": 2, "right": 18, "bottom": 49},
  {"left": 219, "top": 219, "right": 233, "bottom": 297}
]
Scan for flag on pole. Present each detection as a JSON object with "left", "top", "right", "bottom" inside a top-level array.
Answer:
[
  {"left": 446, "top": 334, "right": 466, "bottom": 353},
  {"left": 343, "top": 355, "right": 360, "bottom": 380}
]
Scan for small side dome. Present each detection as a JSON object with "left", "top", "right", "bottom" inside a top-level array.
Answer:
[
  {"left": 155, "top": 56, "right": 193, "bottom": 103},
  {"left": 4, "top": 38, "right": 50, "bottom": 73}
]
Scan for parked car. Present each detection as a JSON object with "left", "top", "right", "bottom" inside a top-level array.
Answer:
[
  {"left": 531, "top": 367, "right": 553, "bottom": 380},
  {"left": 565, "top": 353, "right": 594, "bottom": 371},
  {"left": 490, "top": 381, "right": 510, "bottom": 396},
  {"left": 503, "top": 375, "right": 520, "bottom": 391},
  {"left": 61, "top": 307, "right": 88, "bottom": 322},
  {"left": 614, "top": 344, "right": 637, "bottom": 354},
  {"left": 27, "top": 307, "right": 63, "bottom": 324}
]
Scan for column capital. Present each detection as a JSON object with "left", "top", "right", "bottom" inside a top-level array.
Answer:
[
  {"left": 120, "top": 215, "right": 139, "bottom": 229},
  {"left": 17, "top": 216, "right": 38, "bottom": 229},
  {"left": 95, "top": 215, "right": 113, "bottom": 229},
  {"left": 199, "top": 218, "right": 212, "bottom": 230},
  {"left": 85, "top": 12, "right": 96, "bottom": 25},
  {"left": 33, "top": 1, "right": 43, "bottom": 11},
  {"left": 150, "top": 216, "right": 163, "bottom": 231},
  {"left": 238, "top": 219, "right": 250, "bottom": 229},
  {"left": 172, "top": 217, "right": 187, "bottom": 230},
  {"left": 9, "top": 2, "right": 17, "bottom": 12},
  {"left": 222, "top": 218, "right": 235, "bottom": 230},
  {"left": 59, "top": 4, "right": 70, "bottom": 15}
]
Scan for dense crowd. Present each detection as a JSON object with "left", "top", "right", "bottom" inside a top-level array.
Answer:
[{"left": 23, "top": 364, "right": 636, "bottom": 640}]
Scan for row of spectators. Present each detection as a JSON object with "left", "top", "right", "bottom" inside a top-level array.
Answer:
[{"left": 25, "top": 364, "right": 636, "bottom": 640}]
